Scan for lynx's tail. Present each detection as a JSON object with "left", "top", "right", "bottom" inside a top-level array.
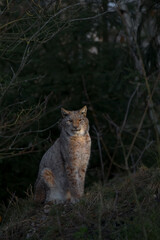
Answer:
[
  {"left": 34, "top": 178, "right": 46, "bottom": 203},
  {"left": 34, "top": 168, "right": 54, "bottom": 203}
]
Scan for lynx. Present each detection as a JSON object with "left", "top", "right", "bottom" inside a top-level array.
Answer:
[{"left": 34, "top": 106, "right": 91, "bottom": 204}]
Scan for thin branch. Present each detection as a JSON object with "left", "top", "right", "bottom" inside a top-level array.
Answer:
[
  {"left": 70, "top": 10, "right": 110, "bottom": 23},
  {"left": 120, "top": 84, "right": 140, "bottom": 134},
  {"left": 93, "top": 126, "right": 105, "bottom": 183}
]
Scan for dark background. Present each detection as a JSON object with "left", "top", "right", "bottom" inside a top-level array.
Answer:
[{"left": 0, "top": 0, "right": 160, "bottom": 203}]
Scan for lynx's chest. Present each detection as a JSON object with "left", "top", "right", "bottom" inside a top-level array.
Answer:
[
  {"left": 61, "top": 134, "right": 91, "bottom": 165},
  {"left": 70, "top": 134, "right": 91, "bottom": 152}
]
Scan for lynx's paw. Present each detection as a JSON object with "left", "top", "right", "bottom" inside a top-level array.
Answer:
[
  {"left": 34, "top": 179, "right": 46, "bottom": 203},
  {"left": 70, "top": 197, "right": 80, "bottom": 204},
  {"left": 45, "top": 199, "right": 65, "bottom": 205}
]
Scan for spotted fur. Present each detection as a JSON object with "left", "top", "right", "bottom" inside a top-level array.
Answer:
[{"left": 34, "top": 106, "right": 91, "bottom": 204}]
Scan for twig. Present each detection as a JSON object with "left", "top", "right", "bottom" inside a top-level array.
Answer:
[
  {"left": 93, "top": 126, "right": 105, "bottom": 183},
  {"left": 2, "top": 192, "right": 16, "bottom": 224},
  {"left": 55, "top": 208, "right": 64, "bottom": 240},
  {"left": 70, "top": 10, "right": 110, "bottom": 23},
  {"left": 120, "top": 84, "right": 139, "bottom": 134},
  {"left": 133, "top": 141, "right": 153, "bottom": 169},
  {"left": 82, "top": 75, "right": 115, "bottom": 171},
  {"left": 105, "top": 85, "right": 139, "bottom": 176},
  {"left": 98, "top": 186, "right": 103, "bottom": 240}
]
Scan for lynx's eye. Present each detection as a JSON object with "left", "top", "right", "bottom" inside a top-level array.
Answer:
[{"left": 67, "top": 119, "right": 72, "bottom": 123}]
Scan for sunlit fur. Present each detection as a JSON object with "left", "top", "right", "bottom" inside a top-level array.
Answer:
[{"left": 34, "top": 106, "right": 91, "bottom": 204}]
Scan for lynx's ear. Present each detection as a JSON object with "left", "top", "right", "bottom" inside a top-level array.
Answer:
[
  {"left": 79, "top": 106, "right": 87, "bottom": 117},
  {"left": 61, "top": 108, "right": 70, "bottom": 118}
]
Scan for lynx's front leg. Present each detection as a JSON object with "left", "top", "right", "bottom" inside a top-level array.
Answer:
[
  {"left": 78, "top": 164, "right": 87, "bottom": 196},
  {"left": 65, "top": 164, "right": 82, "bottom": 203},
  {"left": 65, "top": 163, "right": 88, "bottom": 203}
]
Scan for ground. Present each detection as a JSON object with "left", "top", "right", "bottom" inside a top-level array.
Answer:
[{"left": 1, "top": 167, "right": 160, "bottom": 240}]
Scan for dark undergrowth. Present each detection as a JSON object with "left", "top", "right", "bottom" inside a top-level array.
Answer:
[{"left": 1, "top": 167, "right": 160, "bottom": 240}]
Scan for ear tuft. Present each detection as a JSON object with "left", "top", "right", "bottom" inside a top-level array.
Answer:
[
  {"left": 79, "top": 106, "right": 87, "bottom": 117},
  {"left": 61, "top": 108, "right": 70, "bottom": 118}
]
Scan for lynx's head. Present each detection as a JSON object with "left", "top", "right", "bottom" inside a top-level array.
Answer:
[{"left": 61, "top": 106, "right": 89, "bottom": 136}]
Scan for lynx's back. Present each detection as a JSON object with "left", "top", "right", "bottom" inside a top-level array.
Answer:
[{"left": 34, "top": 106, "right": 91, "bottom": 204}]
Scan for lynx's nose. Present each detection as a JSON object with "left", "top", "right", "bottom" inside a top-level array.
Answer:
[
  {"left": 73, "top": 121, "right": 80, "bottom": 131},
  {"left": 73, "top": 125, "right": 80, "bottom": 131}
]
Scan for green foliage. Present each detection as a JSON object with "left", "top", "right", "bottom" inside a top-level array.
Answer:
[{"left": 73, "top": 226, "right": 90, "bottom": 240}]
